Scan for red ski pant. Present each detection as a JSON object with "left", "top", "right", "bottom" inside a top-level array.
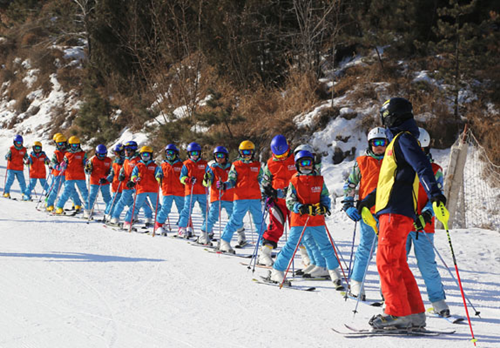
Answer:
[
  {"left": 377, "top": 213, "right": 425, "bottom": 317},
  {"left": 262, "top": 198, "right": 290, "bottom": 244}
]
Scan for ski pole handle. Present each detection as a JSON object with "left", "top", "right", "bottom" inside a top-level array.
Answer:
[{"left": 432, "top": 201, "right": 449, "bottom": 230}]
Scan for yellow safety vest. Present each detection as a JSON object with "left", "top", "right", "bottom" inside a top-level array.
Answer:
[{"left": 375, "top": 132, "right": 419, "bottom": 214}]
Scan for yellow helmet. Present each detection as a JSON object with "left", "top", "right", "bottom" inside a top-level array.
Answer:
[
  {"left": 52, "top": 133, "right": 63, "bottom": 142},
  {"left": 239, "top": 140, "right": 255, "bottom": 151},
  {"left": 33, "top": 141, "right": 42, "bottom": 147},
  {"left": 55, "top": 134, "right": 67, "bottom": 143},
  {"left": 140, "top": 146, "right": 153, "bottom": 153},
  {"left": 68, "top": 136, "right": 80, "bottom": 145}
]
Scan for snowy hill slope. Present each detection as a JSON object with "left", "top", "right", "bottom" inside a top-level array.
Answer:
[{"left": 1, "top": 162, "right": 500, "bottom": 347}]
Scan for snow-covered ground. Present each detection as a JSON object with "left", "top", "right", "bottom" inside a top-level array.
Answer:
[{"left": 1, "top": 131, "right": 500, "bottom": 348}]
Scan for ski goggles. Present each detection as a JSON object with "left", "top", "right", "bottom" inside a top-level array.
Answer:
[
  {"left": 96, "top": 153, "right": 106, "bottom": 158},
  {"left": 274, "top": 150, "right": 289, "bottom": 159},
  {"left": 70, "top": 143, "right": 79, "bottom": 149},
  {"left": 189, "top": 151, "right": 200, "bottom": 157},
  {"left": 141, "top": 152, "right": 151, "bottom": 158},
  {"left": 15, "top": 141, "right": 23, "bottom": 146},
  {"left": 33, "top": 146, "right": 42, "bottom": 151},
  {"left": 166, "top": 150, "right": 176, "bottom": 156},
  {"left": 215, "top": 153, "right": 226, "bottom": 159},
  {"left": 372, "top": 139, "right": 388, "bottom": 147},
  {"left": 240, "top": 149, "right": 253, "bottom": 156},
  {"left": 57, "top": 142, "right": 65, "bottom": 147},
  {"left": 297, "top": 158, "right": 313, "bottom": 167}
]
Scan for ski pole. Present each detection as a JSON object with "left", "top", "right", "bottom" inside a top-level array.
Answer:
[
  {"left": 87, "top": 183, "right": 102, "bottom": 224},
  {"left": 352, "top": 235, "right": 377, "bottom": 315},
  {"left": 218, "top": 189, "right": 223, "bottom": 248},
  {"left": 325, "top": 224, "right": 349, "bottom": 290},
  {"left": 129, "top": 189, "right": 138, "bottom": 233},
  {"left": 433, "top": 202, "right": 477, "bottom": 346},
  {"left": 421, "top": 230, "right": 480, "bottom": 316},
  {"left": 186, "top": 181, "right": 195, "bottom": 236},
  {"left": 2, "top": 167, "right": 7, "bottom": 195},
  {"left": 347, "top": 222, "right": 357, "bottom": 277},
  {"left": 107, "top": 182, "right": 122, "bottom": 219},
  {"left": 280, "top": 216, "right": 310, "bottom": 289},
  {"left": 248, "top": 199, "right": 270, "bottom": 272},
  {"left": 152, "top": 183, "right": 161, "bottom": 237},
  {"left": 36, "top": 172, "right": 52, "bottom": 206}
]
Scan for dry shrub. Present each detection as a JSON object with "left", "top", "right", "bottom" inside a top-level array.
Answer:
[
  {"left": 20, "top": 32, "right": 38, "bottom": 46},
  {"left": 467, "top": 102, "right": 500, "bottom": 166}
]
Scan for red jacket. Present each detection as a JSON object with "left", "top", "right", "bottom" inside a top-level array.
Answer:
[
  {"left": 7, "top": 146, "right": 27, "bottom": 171},
  {"left": 135, "top": 161, "right": 159, "bottom": 194},
  {"left": 266, "top": 155, "right": 296, "bottom": 190},
  {"left": 52, "top": 150, "right": 66, "bottom": 177},
  {"left": 64, "top": 151, "right": 86, "bottom": 180},
  {"left": 232, "top": 160, "right": 262, "bottom": 200},
  {"left": 111, "top": 161, "right": 124, "bottom": 193},
  {"left": 357, "top": 155, "right": 383, "bottom": 213},
  {"left": 290, "top": 174, "right": 325, "bottom": 227},
  {"left": 29, "top": 152, "right": 48, "bottom": 179},
  {"left": 417, "top": 162, "right": 442, "bottom": 233},
  {"left": 183, "top": 159, "right": 208, "bottom": 195},
  {"left": 89, "top": 156, "right": 112, "bottom": 185},
  {"left": 209, "top": 164, "right": 234, "bottom": 203},
  {"left": 161, "top": 160, "right": 185, "bottom": 196},
  {"left": 122, "top": 155, "right": 140, "bottom": 191}
]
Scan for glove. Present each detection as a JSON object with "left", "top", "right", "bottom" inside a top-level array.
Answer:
[
  {"left": 414, "top": 210, "right": 433, "bottom": 231},
  {"left": 5, "top": 155, "right": 11, "bottom": 161},
  {"left": 298, "top": 204, "right": 315, "bottom": 216},
  {"left": 357, "top": 194, "right": 375, "bottom": 212},
  {"left": 431, "top": 193, "right": 447, "bottom": 207},
  {"left": 216, "top": 180, "right": 227, "bottom": 191},
  {"left": 263, "top": 185, "right": 278, "bottom": 200},
  {"left": 315, "top": 204, "right": 331, "bottom": 216},
  {"left": 58, "top": 161, "right": 67, "bottom": 170},
  {"left": 126, "top": 181, "right": 136, "bottom": 188},
  {"left": 345, "top": 206, "right": 361, "bottom": 221},
  {"left": 99, "top": 178, "right": 108, "bottom": 185},
  {"left": 118, "top": 173, "right": 125, "bottom": 181},
  {"left": 184, "top": 177, "right": 196, "bottom": 185},
  {"left": 277, "top": 187, "right": 287, "bottom": 199}
]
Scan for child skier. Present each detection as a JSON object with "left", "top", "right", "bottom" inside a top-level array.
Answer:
[
  {"left": 342, "top": 126, "right": 387, "bottom": 300},
  {"left": 104, "top": 144, "right": 125, "bottom": 221},
  {"left": 178, "top": 142, "right": 209, "bottom": 238},
  {"left": 199, "top": 146, "right": 234, "bottom": 245},
  {"left": 218, "top": 140, "right": 266, "bottom": 253},
  {"left": 407, "top": 127, "right": 450, "bottom": 318},
  {"left": 259, "top": 134, "right": 296, "bottom": 265},
  {"left": 270, "top": 150, "right": 342, "bottom": 289},
  {"left": 3, "top": 135, "right": 28, "bottom": 200},
  {"left": 155, "top": 144, "right": 185, "bottom": 235},
  {"left": 123, "top": 146, "right": 162, "bottom": 230},
  {"left": 24, "top": 141, "right": 50, "bottom": 200},
  {"left": 54, "top": 136, "right": 89, "bottom": 214},
  {"left": 84, "top": 144, "right": 112, "bottom": 218}
]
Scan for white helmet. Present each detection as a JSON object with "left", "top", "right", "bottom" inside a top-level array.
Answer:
[
  {"left": 418, "top": 127, "right": 431, "bottom": 147},
  {"left": 367, "top": 127, "right": 387, "bottom": 142},
  {"left": 294, "top": 144, "right": 314, "bottom": 155}
]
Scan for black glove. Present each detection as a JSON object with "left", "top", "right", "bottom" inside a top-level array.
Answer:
[
  {"left": 431, "top": 193, "right": 447, "bottom": 207},
  {"left": 99, "top": 178, "right": 108, "bottom": 185},
  {"left": 263, "top": 185, "right": 278, "bottom": 200},
  {"left": 315, "top": 204, "right": 331, "bottom": 216},
  {"left": 126, "top": 181, "right": 136, "bottom": 188},
  {"left": 414, "top": 210, "right": 433, "bottom": 231},
  {"left": 357, "top": 193, "right": 376, "bottom": 212},
  {"left": 298, "top": 204, "right": 315, "bottom": 216},
  {"left": 118, "top": 173, "right": 125, "bottom": 182}
]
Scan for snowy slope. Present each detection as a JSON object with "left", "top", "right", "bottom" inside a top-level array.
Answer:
[{"left": 1, "top": 142, "right": 500, "bottom": 347}]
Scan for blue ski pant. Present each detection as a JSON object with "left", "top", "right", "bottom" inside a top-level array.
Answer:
[
  {"left": 302, "top": 229, "right": 326, "bottom": 267},
  {"left": 156, "top": 195, "right": 184, "bottom": 224},
  {"left": 351, "top": 219, "right": 379, "bottom": 282},
  {"left": 221, "top": 199, "right": 266, "bottom": 243},
  {"left": 88, "top": 184, "right": 111, "bottom": 211},
  {"left": 105, "top": 192, "right": 122, "bottom": 216},
  {"left": 124, "top": 192, "right": 159, "bottom": 223},
  {"left": 111, "top": 189, "right": 153, "bottom": 220},
  {"left": 406, "top": 231, "right": 446, "bottom": 303},
  {"left": 46, "top": 176, "right": 80, "bottom": 207},
  {"left": 25, "top": 178, "right": 49, "bottom": 198},
  {"left": 274, "top": 225, "right": 339, "bottom": 272},
  {"left": 56, "top": 179, "right": 89, "bottom": 210},
  {"left": 202, "top": 200, "right": 233, "bottom": 233},
  {"left": 178, "top": 193, "right": 207, "bottom": 228},
  {"left": 4, "top": 169, "right": 27, "bottom": 195}
]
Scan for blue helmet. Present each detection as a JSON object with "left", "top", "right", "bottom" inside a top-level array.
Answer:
[
  {"left": 213, "top": 146, "right": 228, "bottom": 155},
  {"left": 165, "top": 144, "right": 179, "bottom": 153},
  {"left": 124, "top": 140, "right": 138, "bottom": 151},
  {"left": 96, "top": 144, "right": 107, "bottom": 155},
  {"left": 294, "top": 150, "right": 314, "bottom": 163},
  {"left": 270, "top": 134, "right": 289, "bottom": 156},
  {"left": 187, "top": 142, "right": 202, "bottom": 152},
  {"left": 14, "top": 135, "right": 23, "bottom": 143},
  {"left": 113, "top": 143, "right": 124, "bottom": 153}
]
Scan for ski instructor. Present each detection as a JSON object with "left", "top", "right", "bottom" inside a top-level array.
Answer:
[{"left": 358, "top": 97, "right": 447, "bottom": 330}]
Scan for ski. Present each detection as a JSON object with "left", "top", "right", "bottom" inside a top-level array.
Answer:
[
  {"left": 341, "top": 292, "right": 384, "bottom": 307},
  {"left": 426, "top": 308, "right": 465, "bottom": 324},
  {"left": 240, "top": 261, "right": 272, "bottom": 269},
  {"left": 252, "top": 277, "right": 316, "bottom": 292},
  {"left": 204, "top": 248, "right": 252, "bottom": 258},
  {"left": 331, "top": 324, "right": 455, "bottom": 338}
]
